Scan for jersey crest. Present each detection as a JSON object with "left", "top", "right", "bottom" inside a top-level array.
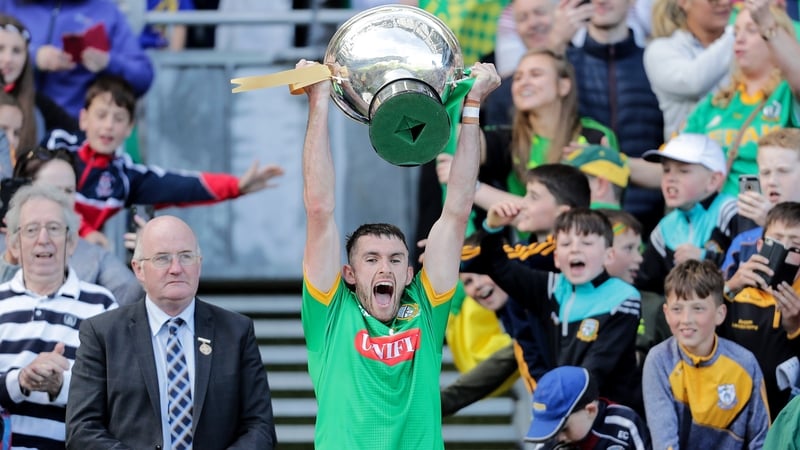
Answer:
[
  {"left": 95, "top": 171, "right": 114, "bottom": 198},
  {"left": 396, "top": 303, "right": 419, "bottom": 321},
  {"left": 717, "top": 383, "right": 737, "bottom": 410},
  {"left": 355, "top": 328, "right": 420, "bottom": 366},
  {"left": 577, "top": 318, "right": 599, "bottom": 342},
  {"left": 762, "top": 100, "right": 782, "bottom": 122}
]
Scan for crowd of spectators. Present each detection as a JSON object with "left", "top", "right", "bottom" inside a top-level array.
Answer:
[{"left": 0, "top": 0, "right": 798, "bottom": 448}]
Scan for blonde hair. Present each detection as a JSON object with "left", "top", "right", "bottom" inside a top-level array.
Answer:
[
  {"left": 651, "top": 0, "right": 687, "bottom": 39},
  {"left": 510, "top": 48, "right": 580, "bottom": 184},
  {"left": 713, "top": 6, "right": 795, "bottom": 108},
  {"left": 758, "top": 127, "right": 800, "bottom": 154}
]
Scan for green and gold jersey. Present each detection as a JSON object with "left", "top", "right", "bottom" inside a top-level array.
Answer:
[
  {"left": 302, "top": 269, "right": 453, "bottom": 450},
  {"left": 683, "top": 80, "right": 800, "bottom": 195}
]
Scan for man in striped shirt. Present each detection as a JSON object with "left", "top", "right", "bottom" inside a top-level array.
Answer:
[{"left": 0, "top": 184, "right": 117, "bottom": 449}]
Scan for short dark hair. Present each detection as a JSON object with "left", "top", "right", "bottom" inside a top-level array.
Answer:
[
  {"left": 13, "top": 147, "right": 77, "bottom": 179},
  {"left": 598, "top": 209, "right": 643, "bottom": 238},
  {"left": 764, "top": 202, "right": 800, "bottom": 236},
  {"left": 345, "top": 223, "right": 408, "bottom": 262},
  {"left": 526, "top": 164, "right": 590, "bottom": 208},
  {"left": 573, "top": 370, "right": 600, "bottom": 410},
  {"left": 84, "top": 75, "right": 136, "bottom": 119},
  {"left": 664, "top": 259, "right": 724, "bottom": 306},
  {"left": 554, "top": 208, "right": 613, "bottom": 247}
]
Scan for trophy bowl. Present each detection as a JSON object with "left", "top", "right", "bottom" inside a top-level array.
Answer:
[{"left": 324, "top": 5, "right": 465, "bottom": 166}]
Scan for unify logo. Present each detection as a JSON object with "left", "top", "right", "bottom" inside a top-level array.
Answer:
[{"left": 355, "top": 329, "right": 420, "bottom": 366}]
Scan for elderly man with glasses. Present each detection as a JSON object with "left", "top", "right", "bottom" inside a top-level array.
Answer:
[
  {"left": 66, "top": 215, "right": 276, "bottom": 449},
  {"left": 0, "top": 184, "right": 117, "bottom": 449}
]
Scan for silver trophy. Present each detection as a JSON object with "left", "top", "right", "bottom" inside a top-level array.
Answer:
[{"left": 324, "top": 5, "right": 465, "bottom": 166}]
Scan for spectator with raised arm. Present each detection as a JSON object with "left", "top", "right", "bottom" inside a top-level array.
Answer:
[
  {"left": 682, "top": 0, "right": 800, "bottom": 195},
  {"left": 644, "top": 0, "right": 734, "bottom": 140}
]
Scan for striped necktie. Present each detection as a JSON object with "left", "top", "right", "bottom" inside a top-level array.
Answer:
[{"left": 166, "top": 318, "right": 192, "bottom": 450}]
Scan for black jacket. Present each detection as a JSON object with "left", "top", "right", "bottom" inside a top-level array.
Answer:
[{"left": 567, "top": 31, "right": 665, "bottom": 234}]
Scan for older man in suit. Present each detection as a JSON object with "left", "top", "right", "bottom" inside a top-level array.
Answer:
[{"left": 66, "top": 215, "right": 276, "bottom": 449}]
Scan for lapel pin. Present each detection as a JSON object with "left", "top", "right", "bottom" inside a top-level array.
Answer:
[{"left": 198, "top": 337, "right": 212, "bottom": 355}]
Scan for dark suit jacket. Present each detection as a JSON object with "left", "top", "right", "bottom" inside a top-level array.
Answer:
[{"left": 66, "top": 298, "right": 276, "bottom": 449}]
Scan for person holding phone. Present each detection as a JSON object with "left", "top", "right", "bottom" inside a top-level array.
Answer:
[
  {"left": 722, "top": 128, "right": 800, "bottom": 280},
  {"left": 721, "top": 201, "right": 800, "bottom": 417}
]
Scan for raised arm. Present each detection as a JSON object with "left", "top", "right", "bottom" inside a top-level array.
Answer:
[
  {"left": 424, "top": 63, "right": 501, "bottom": 294},
  {"left": 301, "top": 61, "right": 342, "bottom": 292},
  {"left": 749, "top": 0, "right": 800, "bottom": 96}
]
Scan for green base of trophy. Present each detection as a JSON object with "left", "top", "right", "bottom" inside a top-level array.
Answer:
[{"left": 369, "top": 84, "right": 450, "bottom": 167}]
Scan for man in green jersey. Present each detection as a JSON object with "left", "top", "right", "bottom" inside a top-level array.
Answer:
[{"left": 299, "top": 59, "right": 500, "bottom": 450}]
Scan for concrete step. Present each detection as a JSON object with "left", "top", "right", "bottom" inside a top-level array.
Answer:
[{"left": 204, "top": 295, "right": 301, "bottom": 315}]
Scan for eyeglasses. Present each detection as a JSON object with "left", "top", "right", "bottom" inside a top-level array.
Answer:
[
  {"left": 17, "top": 222, "right": 68, "bottom": 239},
  {"left": 138, "top": 252, "right": 200, "bottom": 268}
]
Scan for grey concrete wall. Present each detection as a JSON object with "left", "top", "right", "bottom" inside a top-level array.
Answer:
[{"left": 143, "top": 64, "right": 419, "bottom": 280}]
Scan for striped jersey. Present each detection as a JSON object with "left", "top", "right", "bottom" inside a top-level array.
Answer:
[{"left": 0, "top": 268, "right": 117, "bottom": 449}]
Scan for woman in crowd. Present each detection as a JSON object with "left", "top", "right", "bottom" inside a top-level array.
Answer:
[
  {"left": 682, "top": 0, "right": 800, "bottom": 195},
  {"left": 0, "top": 147, "right": 142, "bottom": 305},
  {"left": 644, "top": 0, "right": 734, "bottom": 139},
  {"left": 440, "top": 48, "right": 618, "bottom": 212},
  {"left": 0, "top": 14, "right": 77, "bottom": 155}
]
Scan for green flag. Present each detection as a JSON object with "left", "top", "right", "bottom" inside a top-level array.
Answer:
[{"left": 420, "top": 0, "right": 512, "bottom": 65}]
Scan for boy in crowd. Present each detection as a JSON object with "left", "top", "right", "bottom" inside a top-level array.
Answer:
[
  {"left": 724, "top": 128, "right": 800, "bottom": 280},
  {"left": 721, "top": 202, "right": 800, "bottom": 417},
  {"left": 525, "top": 365, "right": 651, "bottom": 449},
  {"left": 636, "top": 133, "right": 737, "bottom": 295},
  {"left": 45, "top": 75, "right": 284, "bottom": 239},
  {"left": 643, "top": 260, "right": 769, "bottom": 449},
  {"left": 564, "top": 144, "right": 630, "bottom": 210},
  {"left": 460, "top": 163, "right": 590, "bottom": 272},
  {"left": 600, "top": 209, "right": 669, "bottom": 366},
  {"left": 479, "top": 206, "right": 641, "bottom": 410},
  {"left": 440, "top": 270, "right": 545, "bottom": 416},
  {"left": 440, "top": 164, "right": 591, "bottom": 418}
]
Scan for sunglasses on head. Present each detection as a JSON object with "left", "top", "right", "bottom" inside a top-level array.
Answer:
[{"left": 0, "top": 23, "right": 30, "bottom": 43}]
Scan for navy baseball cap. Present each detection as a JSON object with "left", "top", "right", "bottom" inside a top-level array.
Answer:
[{"left": 525, "top": 366, "right": 597, "bottom": 443}]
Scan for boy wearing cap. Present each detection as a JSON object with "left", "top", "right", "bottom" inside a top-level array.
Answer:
[
  {"left": 564, "top": 145, "right": 630, "bottom": 210},
  {"left": 636, "top": 133, "right": 738, "bottom": 295},
  {"left": 643, "top": 260, "right": 769, "bottom": 450},
  {"left": 525, "top": 365, "right": 651, "bottom": 449}
]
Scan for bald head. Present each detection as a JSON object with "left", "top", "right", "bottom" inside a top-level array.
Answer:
[
  {"left": 131, "top": 215, "right": 202, "bottom": 316},
  {"left": 133, "top": 216, "right": 199, "bottom": 260}
]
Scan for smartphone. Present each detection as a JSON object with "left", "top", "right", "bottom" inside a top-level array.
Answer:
[
  {"left": 756, "top": 238, "right": 800, "bottom": 288},
  {"left": 127, "top": 205, "right": 154, "bottom": 233},
  {"left": 739, "top": 174, "right": 761, "bottom": 194}
]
